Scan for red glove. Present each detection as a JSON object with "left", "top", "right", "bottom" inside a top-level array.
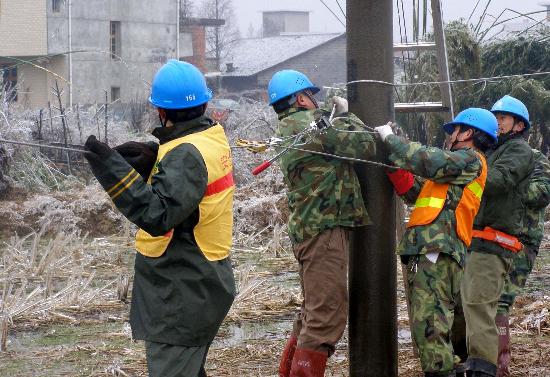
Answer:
[{"left": 386, "top": 168, "right": 414, "bottom": 195}]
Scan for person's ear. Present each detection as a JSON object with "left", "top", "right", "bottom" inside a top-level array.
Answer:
[
  {"left": 513, "top": 120, "right": 525, "bottom": 133},
  {"left": 157, "top": 108, "right": 166, "bottom": 120},
  {"left": 295, "top": 93, "right": 308, "bottom": 107}
]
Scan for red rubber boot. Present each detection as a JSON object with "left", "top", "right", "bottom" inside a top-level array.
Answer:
[
  {"left": 279, "top": 336, "right": 298, "bottom": 377},
  {"left": 289, "top": 348, "right": 328, "bottom": 377},
  {"left": 496, "top": 314, "right": 511, "bottom": 377}
]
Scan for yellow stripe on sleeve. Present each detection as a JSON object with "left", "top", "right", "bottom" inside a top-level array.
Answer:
[
  {"left": 110, "top": 172, "right": 141, "bottom": 201},
  {"left": 107, "top": 169, "right": 139, "bottom": 196}
]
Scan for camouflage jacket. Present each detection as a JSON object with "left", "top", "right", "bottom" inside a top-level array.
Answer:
[
  {"left": 471, "top": 134, "right": 535, "bottom": 257},
  {"left": 275, "top": 105, "right": 376, "bottom": 244},
  {"left": 385, "top": 135, "right": 482, "bottom": 266},
  {"left": 521, "top": 149, "right": 550, "bottom": 248}
]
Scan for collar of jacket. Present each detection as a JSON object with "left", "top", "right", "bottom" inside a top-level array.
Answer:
[
  {"left": 277, "top": 105, "right": 334, "bottom": 121},
  {"left": 277, "top": 107, "right": 308, "bottom": 121},
  {"left": 152, "top": 115, "right": 214, "bottom": 144},
  {"left": 496, "top": 131, "right": 526, "bottom": 148}
]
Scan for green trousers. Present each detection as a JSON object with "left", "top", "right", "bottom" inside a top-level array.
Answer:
[
  {"left": 406, "top": 253, "right": 463, "bottom": 373},
  {"left": 461, "top": 251, "right": 512, "bottom": 367},
  {"left": 497, "top": 245, "right": 538, "bottom": 315},
  {"left": 145, "top": 340, "right": 209, "bottom": 377}
]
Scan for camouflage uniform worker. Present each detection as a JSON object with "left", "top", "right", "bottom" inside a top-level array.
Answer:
[
  {"left": 461, "top": 95, "right": 535, "bottom": 377},
  {"left": 268, "top": 70, "right": 376, "bottom": 377},
  {"left": 84, "top": 60, "right": 235, "bottom": 377},
  {"left": 375, "top": 108, "right": 498, "bottom": 377},
  {"left": 495, "top": 149, "right": 550, "bottom": 376}
]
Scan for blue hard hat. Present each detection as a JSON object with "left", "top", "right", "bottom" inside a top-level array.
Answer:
[
  {"left": 267, "top": 70, "right": 320, "bottom": 105},
  {"left": 443, "top": 108, "right": 498, "bottom": 142},
  {"left": 149, "top": 60, "right": 212, "bottom": 110},
  {"left": 490, "top": 95, "right": 530, "bottom": 129}
]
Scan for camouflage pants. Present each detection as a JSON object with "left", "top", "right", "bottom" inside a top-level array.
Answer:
[
  {"left": 497, "top": 245, "right": 538, "bottom": 315},
  {"left": 406, "top": 253, "right": 463, "bottom": 373}
]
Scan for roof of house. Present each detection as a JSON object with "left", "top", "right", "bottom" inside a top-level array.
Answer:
[
  {"left": 180, "top": 17, "right": 225, "bottom": 27},
  {"left": 222, "top": 33, "right": 343, "bottom": 77}
]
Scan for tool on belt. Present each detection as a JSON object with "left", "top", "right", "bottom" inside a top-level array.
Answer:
[{"left": 471, "top": 226, "right": 523, "bottom": 253}]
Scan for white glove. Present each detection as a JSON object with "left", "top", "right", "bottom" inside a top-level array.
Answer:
[
  {"left": 330, "top": 96, "right": 348, "bottom": 115},
  {"left": 425, "top": 251, "right": 440, "bottom": 264},
  {"left": 374, "top": 122, "right": 394, "bottom": 141}
]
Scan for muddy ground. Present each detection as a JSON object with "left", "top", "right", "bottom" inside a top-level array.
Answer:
[{"left": 0, "top": 227, "right": 548, "bottom": 377}]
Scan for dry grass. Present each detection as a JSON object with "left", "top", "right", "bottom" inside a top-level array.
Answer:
[{"left": 0, "top": 230, "right": 131, "bottom": 351}]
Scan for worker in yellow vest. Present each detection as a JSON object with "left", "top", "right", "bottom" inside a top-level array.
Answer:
[
  {"left": 374, "top": 108, "right": 498, "bottom": 377},
  {"left": 83, "top": 60, "right": 236, "bottom": 377}
]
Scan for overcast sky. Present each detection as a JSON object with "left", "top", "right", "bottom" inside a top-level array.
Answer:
[{"left": 228, "top": 0, "right": 549, "bottom": 40}]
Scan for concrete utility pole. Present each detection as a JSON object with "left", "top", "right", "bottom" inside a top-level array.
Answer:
[
  {"left": 68, "top": 0, "right": 73, "bottom": 108},
  {"left": 347, "top": 1, "right": 397, "bottom": 376},
  {"left": 215, "top": 0, "right": 220, "bottom": 71}
]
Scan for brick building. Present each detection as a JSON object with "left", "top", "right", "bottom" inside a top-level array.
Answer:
[{"left": 180, "top": 17, "right": 225, "bottom": 72}]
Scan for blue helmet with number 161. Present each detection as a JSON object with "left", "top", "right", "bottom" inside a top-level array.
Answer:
[{"left": 149, "top": 60, "right": 212, "bottom": 110}]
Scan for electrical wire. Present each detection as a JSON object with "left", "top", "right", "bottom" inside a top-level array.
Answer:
[
  {"left": 319, "top": 0, "right": 346, "bottom": 28},
  {"left": 0, "top": 138, "right": 85, "bottom": 153},
  {"left": 334, "top": 0, "right": 346, "bottom": 20},
  {"left": 328, "top": 70, "right": 550, "bottom": 89},
  {"left": 277, "top": 145, "right": 396, "bottom": 169}
]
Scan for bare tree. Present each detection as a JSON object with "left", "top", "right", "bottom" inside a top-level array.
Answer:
[
  {"left": 180, "top": 0, "right": 194, "bottom": 19},
  {"left": 199, "top": 0, "right": 240, "bottom": 71}
]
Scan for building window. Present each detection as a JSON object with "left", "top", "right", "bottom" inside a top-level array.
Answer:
[
  {"left": 110, "top": 21, "right": 121, "bottom": 60},
  {"left": 1, "top": 65, "right": 18, "bottom": 102},
  {"left": 111, "top": 87, "right": 120, "bottom": 102},
  {"left": 52, "top": 0, "right": 61, "bottom": 13}
]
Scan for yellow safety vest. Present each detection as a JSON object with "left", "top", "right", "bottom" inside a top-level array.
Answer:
[
  {"left": 135, "top": 124, "right": 234, "bottom": 261},
  {"left": 407, "top": 152, "right": 487, "bottom": 246}
]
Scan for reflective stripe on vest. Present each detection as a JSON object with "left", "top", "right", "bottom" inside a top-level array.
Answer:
[
  {"left": 407, "top": 151, "right": 488, "bottom": 247},
  {"left": 414, "top": 196, "right": 445, "bottom": 209},
  {"left": 135, "top": 124, "right": 234, "bottom": 261}
]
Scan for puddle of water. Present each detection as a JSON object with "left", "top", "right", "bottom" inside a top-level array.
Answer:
[
  {"left": 398, "top": 328, "right": 412, "bottom": 344},
  {"left": 216, "top": 319, "right": 293, "bottom": 347}
]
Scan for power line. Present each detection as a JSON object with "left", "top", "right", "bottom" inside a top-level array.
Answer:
[
  {"left": 334, "top": 0, "right": 346, "bottom": 20},
  {"left": 0, "top": 139, "right": 85, "bottom": 154},
  {"left": 330, "top": 70, "right": 550, "bottom": 88},
  {"left": 319, "top": 0, "right": 346, "bottom": 28}
]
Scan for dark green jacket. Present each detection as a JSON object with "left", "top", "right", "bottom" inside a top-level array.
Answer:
[
  {"left": 385, "top": 135, "right": 482, "bottom": 266},
  {"left": 91, "top": 116, "right": 235, "bottom": 346},
  {"left": 471, "top": 134, "right": 535, "bottom": 257},
  {"left": 521, "top": 149, "right": 550, "bottom": 248},
  {"left": 275, "top": 106, "right": 376, "bottom": 244}
]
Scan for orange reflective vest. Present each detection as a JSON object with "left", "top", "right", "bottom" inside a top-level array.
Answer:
[
  {"left": 407, "top": 151, "right": 487, "bottom": 247},
  {"left": 135, "top": 124, "right": 234, "bottom": 261}
]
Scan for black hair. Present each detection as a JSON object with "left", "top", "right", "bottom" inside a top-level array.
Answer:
[
  {"left": 458, "top": 124, "right": 495, "bottom": 152},
  {"left": 163, "top": 104, "right": 207, "bottom": 123}
]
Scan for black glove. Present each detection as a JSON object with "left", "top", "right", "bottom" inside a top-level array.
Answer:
[
  {"left": 114, "top": 141, "right": 158, "bottom": 179},
  {"left": 84, "top": 135, "right": 114, "bottom": 167}
]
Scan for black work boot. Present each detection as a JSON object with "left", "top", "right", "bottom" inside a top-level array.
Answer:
[
  {"left": 455, "top": 363, "right": 466, "bottom": 377},
  {"left": 424, "top": 371, "right": 456, "bottom": 377},
  {"left": 465, "top": 357, "right": 497, "bottom": 377}
]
